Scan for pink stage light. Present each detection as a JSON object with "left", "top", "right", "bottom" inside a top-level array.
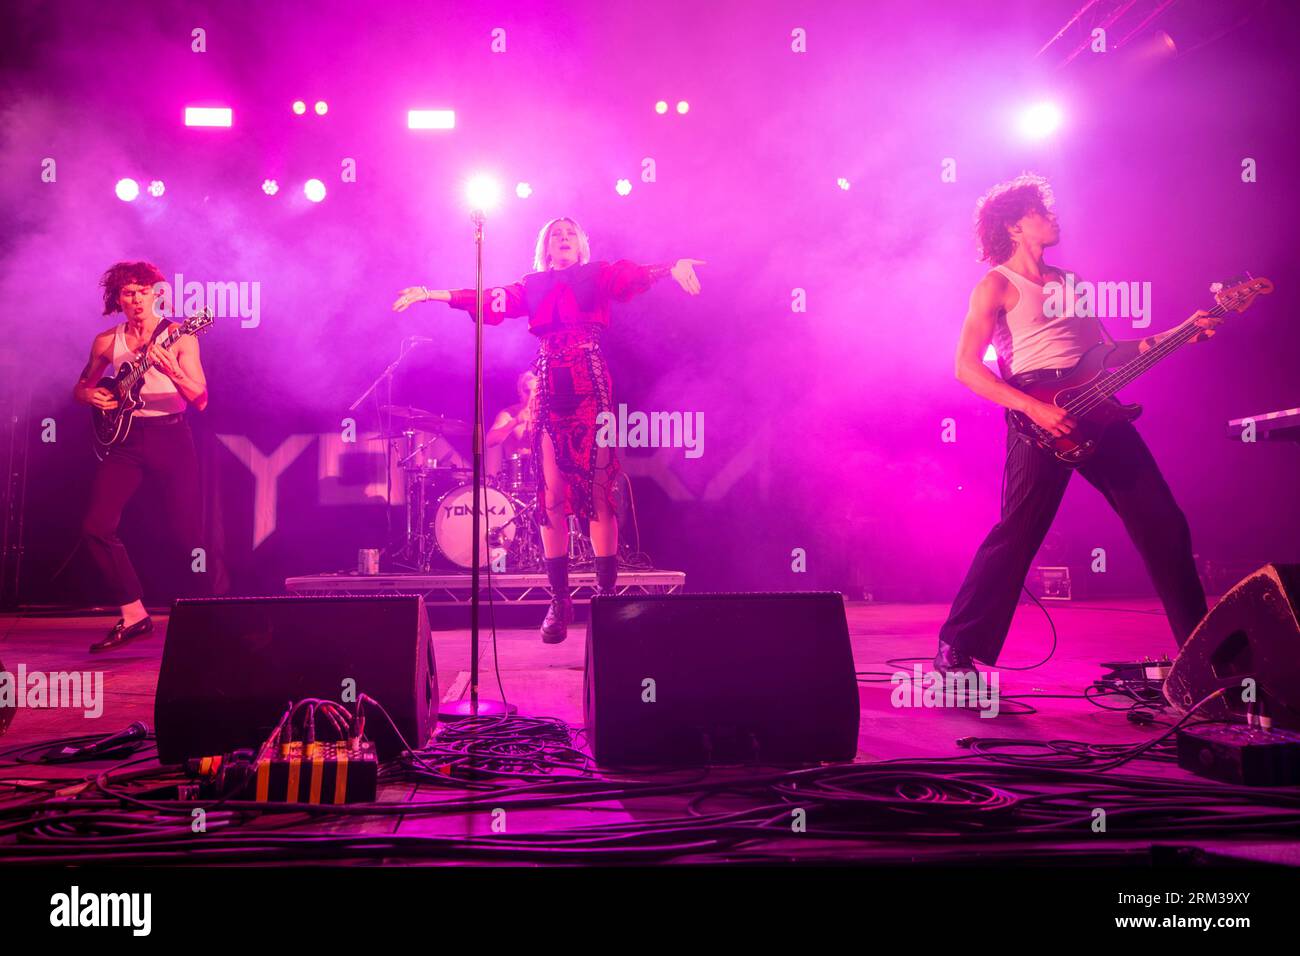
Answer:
[
  {"left": 303, "top": 179, "right": 326, "bottom": 203},
  {"left": 184, "top": 106, "right": 233, "bottom": 128},
  {"left": 676, "top": 100, "right": 690, "bottom": 115},
  {"left": 292, "top": 100, "right": 307, "bottom": 115},
  {"left": 1018, "top": 101, "right": 1062, "bottom": 140},
  {"left": 147, "top": 180, "right": 165, "bottom": 198},
  {"left": 615, "top": 179, "right": 632, "bottom": 196},
  {"left": 408, "top": 109, "right": 455, "bottom": 130},
  {"left": 465, "top": 174, "right": 501, "bottom": 210},
  {"left": 115, "top": 178, "right": 140, "bottom": 202},
  {"left": 262, "top": 179, "right": 279, "bottom": 196},
  {"left": 654, "top": 100, "right": 668, "bottom": 114},
  {"left": 314, "top": 100, "right": 328, "bottom": 116},
  {"left": 516, "top": 182, "right": 533, "bottom": 199},
  {"left": 837, "top": 177, "right": 851, "bottom": 191}
]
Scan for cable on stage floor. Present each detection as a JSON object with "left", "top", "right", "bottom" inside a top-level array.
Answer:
[{"left": 2, "top": 689, "right": 1297, "bottom": 864}]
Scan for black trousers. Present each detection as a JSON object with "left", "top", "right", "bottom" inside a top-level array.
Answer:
[
  {"left": 938, "top": 418, "right": 1208, "bottom": 664},
  {"left": 81, "top": 415, "right": 202, "bottom": 606}
]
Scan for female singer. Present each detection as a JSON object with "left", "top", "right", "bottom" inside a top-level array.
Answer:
[{"left": 393, "top": 217, "right": 704, "bottom": 642}]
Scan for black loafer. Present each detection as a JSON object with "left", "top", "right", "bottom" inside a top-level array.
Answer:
[
  {"left": 933, "top": 639, "right": 980, "bottom": 678},
  {"left": 90, "top": 616, "right": 154, "bottom": 653}
]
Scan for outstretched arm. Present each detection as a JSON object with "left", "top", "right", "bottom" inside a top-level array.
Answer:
[
  {"left": 393, "top": 283, "right": 527, "bottom": 325},
  {"left": 599, "top": 259, "right": 706, "bottom": 302}
]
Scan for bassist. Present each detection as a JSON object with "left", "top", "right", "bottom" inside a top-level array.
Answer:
[
  {"left": 73, "top": 261, "right": 208, "bottom": 653},
  {"left": 936, "top": 176, "right": 1216, "bottom": 675}
]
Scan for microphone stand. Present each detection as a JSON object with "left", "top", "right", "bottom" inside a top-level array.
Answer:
[
  {"left": 350, "top": 339, "right": 418, "bottom": 569},
  {"left": 440, "top": 208, "right": 514, "bottom": 720}
]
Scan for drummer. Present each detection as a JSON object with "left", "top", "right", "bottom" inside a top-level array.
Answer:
[{"left": 486, "top": 370, "right": 538, "bottom": 479}]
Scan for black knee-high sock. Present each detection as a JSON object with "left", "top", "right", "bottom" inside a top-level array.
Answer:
[
  {"left": 545, "top": 555, "right": 569, "bottom": 598},
  {"left": 594, "top": 555, "right": 618, "bottom": 592}
]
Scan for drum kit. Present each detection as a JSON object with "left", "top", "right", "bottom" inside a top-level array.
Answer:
[{"left": 377, "top": 405, "right": 550, "bottom": 572}]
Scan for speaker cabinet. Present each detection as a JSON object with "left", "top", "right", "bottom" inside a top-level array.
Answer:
[
  {"left": 155, "top": 595, "right": 436, "bottom": 762},
  {"left": 584, "top": 592, "right": 859, "bottom": 767},
  {"left": 1165, "top": 564, "right": 1300, "bottom": 730}
]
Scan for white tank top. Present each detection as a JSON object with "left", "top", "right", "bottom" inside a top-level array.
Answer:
[
  {"left": 111, "top": 321, "right": 187, "bottom": 417},
  {"left": 990, "top": 264, "right": 1107, "bottom": 377}
]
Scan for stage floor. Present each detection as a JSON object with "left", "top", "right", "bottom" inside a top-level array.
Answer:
[{"left": 2, "top": 598, "right": 1297, "bottom": 866}]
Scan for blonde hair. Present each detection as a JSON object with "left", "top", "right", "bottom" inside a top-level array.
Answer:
[{"left": 532, "top": 217, "right": 591, "bottom": 272}]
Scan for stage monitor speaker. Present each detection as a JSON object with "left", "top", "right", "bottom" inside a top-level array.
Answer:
[
  {"left": 155, "top": 595, "right": 436, "bottom": 763},
  {"left": 583, "top": 591, "right": 859, "bottom": 768},
  {"left": 1165, "top": 564, "right": 1300, "bottom": 730}
]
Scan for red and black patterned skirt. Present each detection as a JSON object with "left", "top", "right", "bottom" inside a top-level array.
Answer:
[{"left": 531, "top": 333, "right": 620, "bottom": 527}]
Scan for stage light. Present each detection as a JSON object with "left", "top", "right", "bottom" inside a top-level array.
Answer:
[
  {"left": 615, "top": 179, "right": 632, "bottom": 196},
  {"left": 465, "top": 174, "right": 501, "bottom": 210},
  {"left": 292, "top": 100, "right": 307, "bottom": 115},
  {"left": 837, "top": 177, "right": 851, "bottom": 191},
  {"left": 262, "top": 179, "right": 279, "bottom": 196},
  {"left": 314, "top": 100, "right": 328, "bottom": 116},
  {"left": 676, "top": 100, "right": 689, "bottom": 115},
  {"left": 148, "top": 180, "right": 166, "bottom": 198},
  {"left": 1018, "top": 101, "right": 1062, "bottom": 139},
  {"left": 408, "top": 109, "right": 455, "bottom": 130},
  {"left": 115, "top": 178, "right": 140, "bottom": 202},
  {"left": 184, "top": 106, "right": 232, "bottom": 127},
  {"left": 655, "top": 100, "right": 668, "bottom": 114},
  {"left": 516, "top": 182, "right": 533, "bottom": 199},
  {"left": 304, "top": 179, "right": 326, "bottom": 203}
]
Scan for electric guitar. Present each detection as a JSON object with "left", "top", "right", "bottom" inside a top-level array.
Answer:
[
  {"left": 91, "top": 309, "right": 215, "bottom": 460},
  {"left": 1006, "top": 275, "right": 1273, "bottom": 466}
]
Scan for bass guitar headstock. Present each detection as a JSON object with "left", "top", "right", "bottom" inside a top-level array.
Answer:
[{"left": 1211, "top": 274, "right": 1274, "bottom": 314}]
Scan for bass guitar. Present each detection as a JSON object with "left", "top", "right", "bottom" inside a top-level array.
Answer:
[{"left": 1006, "top": 275, "right": 1272, "bottom": 466}]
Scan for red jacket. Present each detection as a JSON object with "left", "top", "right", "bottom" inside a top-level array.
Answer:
[{"left": 449, "top": 260, "right": 670, "bottom": 337}]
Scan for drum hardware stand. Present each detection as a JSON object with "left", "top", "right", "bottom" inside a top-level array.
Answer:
[
  {"left": 349, "top": 339, "right": 425, "bottom": 571},
  {"left": 440, "top": 206, "right": 515, "bottom": 721},
  {"left": 566, "top": 515, "right": 594, "bottom": 563}
]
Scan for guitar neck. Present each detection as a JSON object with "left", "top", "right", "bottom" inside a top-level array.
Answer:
[
  {"left": 122, "top": 324, "right": 189, "bottom": 390},
  {"left": 1091, "top": 304, "right": 1224, "bottom": 401}
]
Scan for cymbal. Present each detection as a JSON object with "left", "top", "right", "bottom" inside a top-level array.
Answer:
[
  {"left": 379, "top": 404, "right": 436, "bottom": 421},
  {"left": 374, "top": 407, "right": 471, "bottom": 437}
]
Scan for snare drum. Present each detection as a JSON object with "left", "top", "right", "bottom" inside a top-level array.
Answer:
[
  {"left": 432, "top": 483, "right": 517, "bottom": 568},
  {"left": 501, "top": 451, "right": 536, "bottom": 494}
]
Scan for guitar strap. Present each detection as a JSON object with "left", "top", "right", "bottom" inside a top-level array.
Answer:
[{"left": 147, "top": 318, "right": 174, "bottom": 347}]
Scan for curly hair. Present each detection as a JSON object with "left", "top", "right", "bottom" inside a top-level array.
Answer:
[
  {"left": 99, "top": 260, "right": 165, "bottom": 315},
  {"left": 974, "top": 174, "right": 1055, "bottom": 264}
]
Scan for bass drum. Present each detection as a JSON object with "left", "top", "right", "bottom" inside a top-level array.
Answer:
[{"left": 432, "top": 483, "right": 517, "bottom": 569}]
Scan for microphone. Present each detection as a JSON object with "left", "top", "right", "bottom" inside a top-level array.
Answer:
[{"left": 44, "top": 721, "right": 151, "bottom": 762}]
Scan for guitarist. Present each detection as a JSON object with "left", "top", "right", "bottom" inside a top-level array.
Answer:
[
  {"left": 72, "top": 261, "right": 208, "bottom": 653},
  {"left": 936, "top": 175, "right": 1217, "bottom": 676}
]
